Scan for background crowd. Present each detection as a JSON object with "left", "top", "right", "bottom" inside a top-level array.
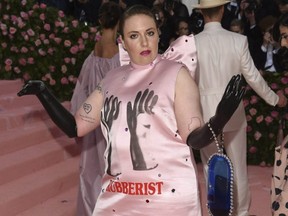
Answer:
[{"left": 38, "top": 0, "right": 288, "bottom": 71}]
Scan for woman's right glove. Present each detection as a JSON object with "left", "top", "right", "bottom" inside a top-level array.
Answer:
[
  {"left": 17, "top": 80, "right": 77, "bottom": 138},
  {"left": 187, "top": 74, "right": 246, "bottom": 149}
]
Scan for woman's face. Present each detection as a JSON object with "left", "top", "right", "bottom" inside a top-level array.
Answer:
[
  {"left": 280, "top": 25, "right": 288, "bottom": 48},
  {"left": 121, "top": 14, "right": 159, "bottom": 65}
]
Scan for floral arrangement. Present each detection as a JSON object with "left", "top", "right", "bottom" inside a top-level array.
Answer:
[
  {"left": 244, "top": 72, "right": 288, "bottom": 166},
  {"left": 0, "top": 0, "right": 99, "bottom": 101}
]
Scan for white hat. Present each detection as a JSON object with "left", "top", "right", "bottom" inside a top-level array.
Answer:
[{"left": 193, "top": 0, "right": 231, "bottom": 9}]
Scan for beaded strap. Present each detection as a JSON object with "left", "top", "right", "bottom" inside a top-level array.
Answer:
[{"left": 207, "top": 119, "right": 224, "bottom": 154}]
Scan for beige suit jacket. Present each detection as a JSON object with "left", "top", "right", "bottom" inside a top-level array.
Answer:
[{"left": 195, "top": 22, "right": 279, "bottom": 132}]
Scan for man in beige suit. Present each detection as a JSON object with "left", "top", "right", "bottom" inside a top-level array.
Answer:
[{"left": 193, "top": 0, "right": 287, "bottom": 215}]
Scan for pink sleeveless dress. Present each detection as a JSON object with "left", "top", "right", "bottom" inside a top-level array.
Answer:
[
  {"left": 70, "top": 51, "right": 120, "bottom": 216},
  {"left": 92, "top": 55, "right": 201, "bottom": 215}
]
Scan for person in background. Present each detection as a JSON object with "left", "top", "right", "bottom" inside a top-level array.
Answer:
[
  {"left": 169, "top": 17, "right": 191, "bottom": 44},
  {"left": 275, "top": 0, "right": 288, "bottom": 14},
  {"left": 17, "top": 4, "right": 245, "bottom": 215},
  {"left": 273, "top": 12, "right": 288, "bottom": 72},
  {"left": 258, "top": 15, "right": 282, "bottom": 73},
  {"left": 192, "top": 0, "right": 287, "bottom": 215},
  {"left": 229, "top": 18, "right": 245, "bottom": 34},
  {"left": 70, "top": 2, "right": 122, "bottom": 215}
]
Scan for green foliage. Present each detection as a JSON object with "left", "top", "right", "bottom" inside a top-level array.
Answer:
[{"left": 0, "top": 0, "right": 99, "bottom": 101}]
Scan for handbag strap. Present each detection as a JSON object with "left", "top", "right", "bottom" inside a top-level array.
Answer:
[{"left": 208, "top": 119, "right": 224, "bottom": 153}]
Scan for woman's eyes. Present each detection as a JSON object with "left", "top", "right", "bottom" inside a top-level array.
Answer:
[
  {"left": 147, "top": 31, "right": 155, "bottom": 36},
  {"left": 129, "top": 31, "right": 155, "bottom": 39}
]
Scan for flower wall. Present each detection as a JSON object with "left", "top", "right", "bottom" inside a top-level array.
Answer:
[
  {"left": 0, "top": 0, "right": 99, "bottom": 101},
  {"left": 244, "top": 72, "right": 288, "bottom": 166}
]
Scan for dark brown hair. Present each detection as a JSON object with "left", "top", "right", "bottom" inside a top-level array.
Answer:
[{"left": 118, "top": 4, "right": 157, "bottom": 38}]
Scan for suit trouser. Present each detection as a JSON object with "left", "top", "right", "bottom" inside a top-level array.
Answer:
[{"left": 200, "top": 128, "right": 250, "bottom": 216}]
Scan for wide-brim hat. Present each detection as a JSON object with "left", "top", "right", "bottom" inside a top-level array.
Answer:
[{"left": 193, "top": 0, "right": 231, "bottom": 9}]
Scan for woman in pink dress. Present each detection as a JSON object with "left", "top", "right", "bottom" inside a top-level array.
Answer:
[
  {"left": 17, "top": 4, "right": 245, "bottom": 215},
  {"left": 70, "top": 2, "right": 121, "bottom": 215}
]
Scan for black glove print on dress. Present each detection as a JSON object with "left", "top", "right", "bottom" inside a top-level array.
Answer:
[
  {"left": 102, "top": 95, "right": 121, "bottom": 177},
  {"left": 127, "top": 89, "right": 159, "bottom": 170}
]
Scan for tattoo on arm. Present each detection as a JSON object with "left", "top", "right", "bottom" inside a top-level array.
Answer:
[
  {"left": 80, "top": 103, "right": 96, "bottom": 123},
  {"left": 188, "top": 117, "right": 201, "bottom": 132},
  {"left": 96, "top": 83, "right": 102, "bottom": 92}
]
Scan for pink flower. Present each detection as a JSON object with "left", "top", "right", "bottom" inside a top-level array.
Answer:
[
  {"left": 246, "top": 115, "right": 252, "bottom": 121},
  {"left": 39, "top": 34, "right": 46, "bottom": 40},
  {"left": 82, "top": 32, "right": 89, "bottom": 39},
  {"left": 1, "top": 42, "right": 7, "bottom": 48},
  {"left": 40, "top": 3, "right": 46, "bottom": 9},
  {"left": 264, "top": 116, "right": 273, "bottom": 124},
  {"left": 9, "top": 27, "right": 17, "bottom": 34},
  {"left": 13, "top": 67, "right": 21, "bottom": 74},
  {"left": 254, "top": 131, "right": 262, "bottom": 141},
  {"left": 38, "top": 49, "right": 46, "bottom": 56},
  {"left": 3, "top": 15, "right": 9, "bottom": 20},
  {"left": 249, "top": 146, "right": 257, "bottom": 154},
  {"left": 18, "top": 21, "right": 25, "bottom": 29},
  {"left": 27, "top": 57, "right": 34, "bottom": 64},
  {"left": 78, "top": 43, "right": 85, "bottom": 51},
  {"left": 90, "top": 27, "right": 97, "bottom": 33},
  {"left": 5, "top": 58, "right": 12, "bottom": 65},
  {"left": 11, "top": 15, "right": 18, "bottom": 22},
  {"left": 18, "top": 58, "right": 27, "bottom": 66},
  {"left": 47, "top": 48, "right": 54, "bottom": 55},
  {"left": 250, "top": 95, "right": 258, "bottom": 104},
  {"left": 71, "top": 58, "right": 76, "bottom": 65},
  {"left": 54, "top": 37, "right": 62, "bottom": 44},
  {"left": 281, "top": 77, "right": 288, "bottom": 85},
  {"left": 270, "top": 83, "right": 278, "bottom": 90},
  {"left": 72, "top": 20, "right": 79, "bottom": 28},
  {"left": 49, "top": 33, "right": 55, "bottom": 39},
  {"left": 49, "top": 66, "right": 55, "bottom": 72},
  {"left": 61, "top": 65, "right": 67, "bottom": 73},
  {"left": 33, "top": 4, "right": 39, "bottom": 10},
  {"left": 64, "top": 40, "right": 71, "bottom": 47},
  {"left": 20, "top": 11, "right": 29, "bottom": 20},
  {"left": 256, "top": 115, "right": 263, "bottom": 123},
  {"left": 20, "top": 46, "right": 28, "bottom": 53},
  {"left": 246, "top": 125, "right": 252, "bottom": 132},
  {"left": 27, "top": 28, "right": 35, "bottom": 36},
  {"left": 44, "top": 23, "right": 50, "bottom": 31},
  {"left": 23, "top": 72, "right": 31, "bottom": 81},
  {"left": 43, "top": 39, "right": 49, "bottom": 45},
  {"left": 61, "top": 77, "right": 69, "bottom": 84},
  {"left": 5, "top": 65, "right": 12, "bottom": 71},
  {"left": 58, "top": 10, "right": 65, "bottom": 18},
  {"left": 64, "top": 57, "right": 71, "bottom": 64},
  {"left": 21, "top": 0, "right": 27, "bottom": 6},
  {"left": 249, "top": 108, "right": 257, "bottom": 116},
  {"left": 49, "top": 79, "right": 56, "bottom": 86},
  {"left": 0, "top": 23, "right": 7, "bottom": 31},
  {"left": 271, "top": 111, "right": 279, "bottom": 118},
  {"left": 63, "top": 27, "right": 69, "bottom": 33},
  {"left": 39, "top": 13, "right": 46, "bottom": 21},
  {"left": 285, "top": 87, "right": 288, "bottom": 95},
  {"left": 35, "top": 39, "right": 41, "bottom": 46},
  {"left": 70, "top": 45, "right": 79, "bottom": 54}
]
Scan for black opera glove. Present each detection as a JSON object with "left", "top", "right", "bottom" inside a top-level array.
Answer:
[
  {"left": 187, "top": 74, "right": 246, "bottom": 149},
  {"left": 17, "top": 80, "right": 77, "bottom": 138}
]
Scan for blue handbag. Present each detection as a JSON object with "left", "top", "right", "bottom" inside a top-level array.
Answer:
[{"left": 207, "top": 123, "right": 234, "bottom": 216}]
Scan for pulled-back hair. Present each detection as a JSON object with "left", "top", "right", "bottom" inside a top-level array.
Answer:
[
  {"left": 273, "top": 13, "right": 288, "bottom": 42},
  {"left": 118, "top": 4, "right": 157, "bottom": 38},
  {"left": 98, "top": 1, "right": 122, "bottom": 29}
]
